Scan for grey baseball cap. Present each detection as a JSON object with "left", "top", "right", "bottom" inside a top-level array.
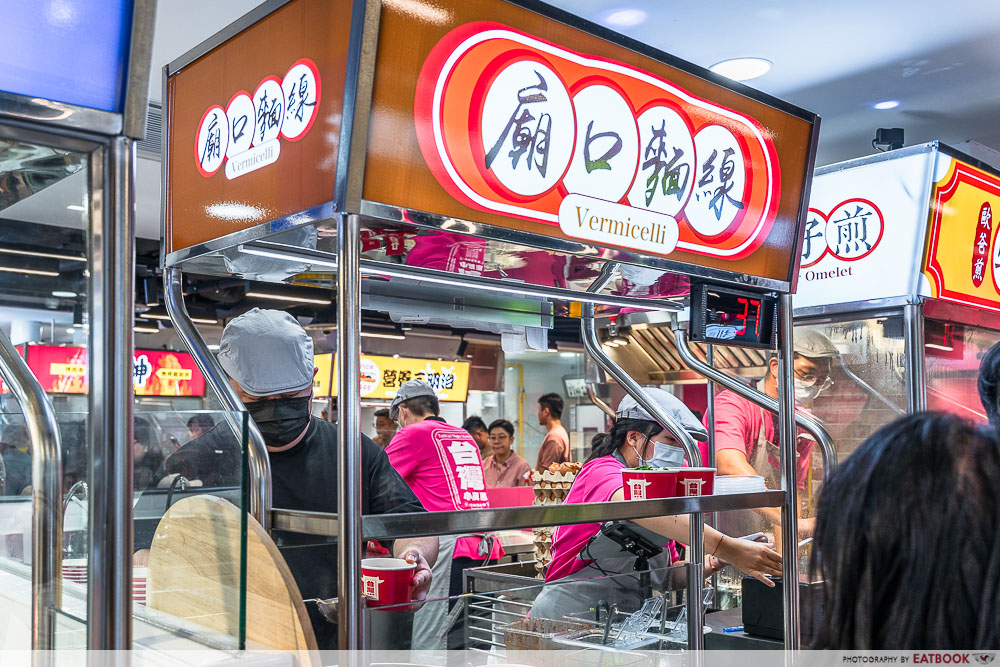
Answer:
[
  {"left": 616, "top": 387, "right": 709, "bottom": 442},
  {"left": 217, "top": 308, "right": 314, "bottom": 397},
  {"left": 794, "top": 328, "right": 840, "bottom": 359},
  {"left": 390, "top": 379, "right": 437, "bottom": 421}
]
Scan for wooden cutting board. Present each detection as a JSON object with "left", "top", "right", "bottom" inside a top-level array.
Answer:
[{"left": 147, "top": 494, "right": 317, "bottom": 652}]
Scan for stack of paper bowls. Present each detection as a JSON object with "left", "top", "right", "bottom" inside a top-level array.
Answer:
[{"left": 714, "top": 475, "right": 766, "bottom": 495}]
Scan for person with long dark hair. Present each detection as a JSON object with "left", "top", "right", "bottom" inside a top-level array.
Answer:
[
  {"left": 531, "top": 388, "right": 782, "bottom": 619},
  {"left": 978, "top": 340, "right": 1000, "bottom": 429},
  {"left": 811, "top": 412, "right": 1000, "bottom": 648}
]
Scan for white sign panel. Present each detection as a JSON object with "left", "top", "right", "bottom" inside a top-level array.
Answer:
[{"left": 794, "top": 152, "right": 935, "bottom": 309}]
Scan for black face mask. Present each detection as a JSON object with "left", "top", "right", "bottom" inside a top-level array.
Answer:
[{"left": 245, "top": 396, "right": 312, "bottom": 447}]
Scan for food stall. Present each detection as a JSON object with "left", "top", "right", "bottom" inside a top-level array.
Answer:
[
  {"left": 793, "top": 143, "right": 1000, "bottom": 461},
  {"left": 157, "top": 0, "right": 822, "bottom": 656}
]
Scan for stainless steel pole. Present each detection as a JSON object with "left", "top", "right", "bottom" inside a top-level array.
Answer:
[
  {"left": 705, "top": 344, "right": 718, "bottom": 606},
  {"left": 0, "top": 331, "right": 63, "bottom": 652},
  {"left": 163, "top": 267, "right": 271, "bottom": 531},
  {"left": 674, "top": 329, "right": 838, "bottom": 483},
  {"left": 337, "top": 213, "right": 364, "bottom": 649},
  {"left": 580, "top": 304, "right": 704, "bottom": 655},
  {"left": 903, "top": 302, "right": 927, "bottom": 413},
  {"left": 778, "top": 294, "right": 800, "bottom": 651},
  {"left": 88, "top": 136, "right": 134, "bottom": 650}
]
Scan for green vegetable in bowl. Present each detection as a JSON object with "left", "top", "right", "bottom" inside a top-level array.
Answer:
[{"left": 634, "top": 465, "right": 655, "bottom": 471}]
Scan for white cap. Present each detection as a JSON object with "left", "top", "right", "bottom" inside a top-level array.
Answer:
[
  {"left": 217, "top": 308, "right": 314, "bottom": 397},
  {"left": 616, "top": 388, "right": 709, "bottom": 442},
  {"left": 389, "top": 379, "right": 437, "bottom": 421}
]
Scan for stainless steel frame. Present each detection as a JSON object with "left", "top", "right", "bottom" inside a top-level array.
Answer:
[
  {"left": 903, "top": 302, "right": 927, "bottom": 412},
  {"left": 0, "top": 327, "right": 63, "bottom": 652},
  {"left": 163, "top": 268, "right": 272, "bottom": 530},
  {"left": 579, "top": 286, "right": 705, "bottom": 652},
  {"left": 87, "top": 136, "right": 135, "bottom": 650},
  {"left": 673, "top": 329, "right": 838, "bottom": 482},
  {"left": 238, "top": 240, "right": 688, "bottom": 311},
  {"left": 337, "top": 213, "right": 364, "bottom": 649},
  {"left": 777, "top": 293, "right": 800, "bottom": 650},
  {"left": 273, "top": 491, "right": 785, "bottom": 538}
]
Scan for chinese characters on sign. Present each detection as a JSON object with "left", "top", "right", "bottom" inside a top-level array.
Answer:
[
  {"left": 416, "top": 23, "right": 781, "bottom": 261},
  {"left": 974, "top": 202, "right": 992, "bottom": 288},
  {"left": 800, "top": 198, "right": 885, "bottom": 268},
  {"left": 194, "top": 58, "right": 321, "bottom": 180},
  {"left": 447, "top": 439, "right": 488, "bottom": 504},
  {"left": 313, "top": 354, "right": 470, "bottom": 401}
]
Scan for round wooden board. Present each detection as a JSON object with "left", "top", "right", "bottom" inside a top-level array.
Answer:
[{"left": 147, "top": 494, "right": 317, "bottom": 652}]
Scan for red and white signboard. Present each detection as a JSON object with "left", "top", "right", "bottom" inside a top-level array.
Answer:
[
  {"left": 414, "top": 22, "right": 780, "bottom": 261},
  {"left": 794, "top": 152, "right": 934, "bottom": 309},
  {"left": 194, "top": 58, "right": 321, "bottom": 180}
]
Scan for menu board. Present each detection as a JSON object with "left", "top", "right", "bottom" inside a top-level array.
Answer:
[
  {"left": 10, "top": 345, "right": 207, "bottom": 396},
  {"left": 314, "top": 353, "right": 470, "bottom": 402}
]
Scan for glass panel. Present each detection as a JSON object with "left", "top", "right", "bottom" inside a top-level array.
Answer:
[
  {"left": 795, "top": 317, "right": 907, "bottom": 464},
  {"left": 52, "top": 609, "right": 87, "bottom": 651},
  {"left": 925, "top": 319, "right": 1000, "bottom": 424},
  {"left": 0, "top": 131, "right": 91, "bottom": 651},
  {"left": 132, "top": 409, "right": 248, "bottom": 650}
]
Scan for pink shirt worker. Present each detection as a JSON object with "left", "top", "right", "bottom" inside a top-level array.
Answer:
[{"left": 385, "top": 380, "right": 503, "bottom": 650}]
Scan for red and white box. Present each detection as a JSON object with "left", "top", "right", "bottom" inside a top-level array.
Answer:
[
  {"left": 622, "top": 469, "right": 679, "bottom": 500},
  {"left": 674, "top": 467, "right": 716, "bottom": 497}
]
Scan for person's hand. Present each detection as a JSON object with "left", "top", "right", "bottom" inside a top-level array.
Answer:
[
  {"left": 797, "top": 516, "right": 817, "bottom": 539},
  {"left": 133, "top": 549, "right": 150, "bottom": 567},
  {"left": 399, "top": 548, "right": 433, "bottom": 602},
  {"left": 716, "top": 535, "right": 782, "bottom": 586}
]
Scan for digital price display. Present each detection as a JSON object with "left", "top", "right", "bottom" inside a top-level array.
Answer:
[{"left": 689, "top": 283, "right": 779, "bottom": 349}]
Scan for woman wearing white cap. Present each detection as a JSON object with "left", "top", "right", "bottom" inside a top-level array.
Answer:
[{"left": 530, "top": 388, "right": 782, "bottom": 619}]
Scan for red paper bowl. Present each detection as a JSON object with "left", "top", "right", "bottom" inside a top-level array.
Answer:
[
  {"left": 361, "top": 557, "right": 416, "bottom": 607},
  {"left": 674, "top": 467, "right": 716, "bottom": 496},
  {"left": 622, "top": 469, "right": 679, "bottom": 500}
]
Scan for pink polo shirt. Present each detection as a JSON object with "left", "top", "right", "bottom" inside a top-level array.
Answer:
[
  {"left": 545, "top": 455, "right": 678, "bottom": 582},
  {"left": 386, "top": 418, "right": 504, "bottom": 560},
  {"left": 702, "top": 387, "right": 814, "bottom": 488}
]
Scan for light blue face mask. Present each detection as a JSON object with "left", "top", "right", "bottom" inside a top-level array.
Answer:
[{"left": 632, "top": 436, "right": 686, "bottom": 468}]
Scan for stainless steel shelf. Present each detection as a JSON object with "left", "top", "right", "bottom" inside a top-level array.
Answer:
[{"left": 271, "top": 491, "right": 784, "bottom": 540}]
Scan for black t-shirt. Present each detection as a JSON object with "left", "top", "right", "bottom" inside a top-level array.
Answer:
[{"left": 152, "top": 416, "right": 425, "bottom": 649}]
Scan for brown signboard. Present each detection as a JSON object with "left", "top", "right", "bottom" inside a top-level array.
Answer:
[
  {"left": 363, "top": 0, "right": 818, "bottom": 284},
  {"left": 165, "top": 0, "right": 352, "bottom": 254}
]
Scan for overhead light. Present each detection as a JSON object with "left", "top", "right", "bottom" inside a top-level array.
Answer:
[
  {"left": 0, "top": 266, "right": 60, "bottom": 277},
  {"left": 614, "top": 336, "right": 630, "bottom": 346},
  {"left": 874, "top": 100, "right": 900, "bottom": 110},
  {"left": 207, "top": 344, "right": 220, "bottom": 351},
  {"left": 360, "top": 331, "right": 406, "bottom": 340},
  {"left": 141, "top": 312, "right": 217, "bottom": 325},
  {"left": 925, "top": 343, "right": 954, "bottom": 352},
  {"left": 599, "top": 7, "right": 647, "bottom": 27},
  {"left": 0, "top": 247, "right": 85, "bottom": 262},
  {"left": 134, "top": 325, "right": 159, "bottom": 334},
  {"left": 245, "top": 290, "right": 332, "bottom": 305},
  {"left": 66, "top": 204, "right": 86, "bottom": 212},
  {"left": 560, "top": 352, "right": 577, "bottom": 358},
  {"left": 65, "top": 328, "right": 75, "bottom": 334},
  {"left": 393, "top": 353, "right": 400, "bottom": 359},
  {"left": 709, "top": 57, "right": 772, "bottom": 82},
  {"left": 52, "top": 290, "right": 78, "bottom": 298}
]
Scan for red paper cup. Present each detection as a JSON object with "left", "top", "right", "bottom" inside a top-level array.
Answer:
[
  {"left": 674, "top": 467, "right": 716, "bottom": 496},
  {"left": 622, "top": 469, "right": 679, "bottom": 500},
  {"left": 361, "top": 557, "right": 416, "bottom": 607}
]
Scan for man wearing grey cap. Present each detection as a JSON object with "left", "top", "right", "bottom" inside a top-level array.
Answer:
[
  {"left": 165, "top": 308, "right": 438, "bottom": 649},
  {"left": 384, "top": 379, "right": 502, "bottom": 650},
  {"left": 704, "top": 327, "right": 839, "bottom": 536}
]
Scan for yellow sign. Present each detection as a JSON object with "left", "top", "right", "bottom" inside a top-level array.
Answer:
[
  {"left": 923, "top": 158, "right": 1000, "bottom": 312},
  {"left": 156, "top": 368, "right": 193, "bottom": 381},
  {"left": 50, "top": 363, "right": 86, "bottom": 377},
  {"left": 313, "top": 353, "right": 470, "bottom": 401}
]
